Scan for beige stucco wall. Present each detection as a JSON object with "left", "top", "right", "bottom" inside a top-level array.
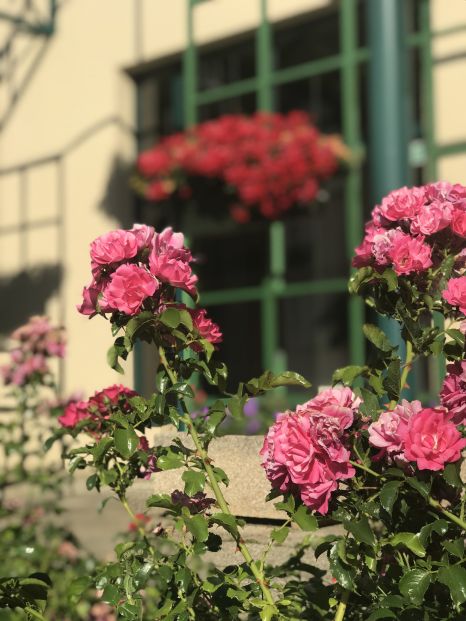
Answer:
[
  {"left": 0, "top": 0, "right": 465, "bottom": 400},
  {"left": 431, "top": 0, "right": 466, "bottom": 185}
]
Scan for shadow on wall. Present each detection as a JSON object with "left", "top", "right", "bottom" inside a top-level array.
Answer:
[
  {"left": 0, "top": 264, "right": 62, "bottom": 334},
  {"left": 99, "top": 156, "right": 135, "bottom": 227}
]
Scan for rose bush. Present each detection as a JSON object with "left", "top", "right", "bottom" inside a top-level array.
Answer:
[{"left": 53, "top": 182, "right": 466, "bottom": 621}]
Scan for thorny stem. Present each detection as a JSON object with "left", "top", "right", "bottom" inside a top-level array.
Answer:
[
  {"left": 427, "top": 496, "right": 466, "bottom": 531},
  {"left": 334, "top": 588, "right": 350, "bottom": 621},
  {"left": 158, "top": 347, "right": 278, "bottom": 613},
  {"left": 120, "top": 494, "right": 151, "bottom": 544}
]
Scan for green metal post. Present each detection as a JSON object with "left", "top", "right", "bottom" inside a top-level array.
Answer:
[
  {"left": 366, "top": 0, "right": 410, "bottom": 392},
  {"left": 340, "top": 0, "right": 365, "bottom": 366},
  {"left": 257, "top": 0, "right": 285, "bottom": 373},
  {"left": 184, "top": 0, "right": 197, "bottom": 127}
]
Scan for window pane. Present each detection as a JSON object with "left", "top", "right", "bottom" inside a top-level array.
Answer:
[
  {"left": 285, "top": 175, "right": 348, "bottom": 282},
  {"left": 274, "top": 70, "right": 341, "bottom": 133},
  {"left": 279, "top": 293, "right": 349, "bottom": 388},
  {"left": 272, "top": 9, "right": 339, "bottom": 70},
  {"left": 198, "top": 37, "right": 255, "bottom": 91},
  {"left": 198, "top": 93, "right": 257, "bottom": 121},
  {"left": 136, "top": 63, "right": 183, "bottom": 148},
  {"left": 193, "top": 222, "right": 269, "bottom": 290},
  {"left": 205, "top": 302, "right": 262, "bottom": 391}
]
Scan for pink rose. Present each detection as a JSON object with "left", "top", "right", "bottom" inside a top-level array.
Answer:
[
  {"left": 440, "top": 362, "right": 466, "bottom": 425},
  {"left": 77, "top": 281, "right": 107, "bottom": 316},
  {"left": 148, "top": 228, "right": 198, "bottom": 296},
  {"left": 260, "top": 412, "right": 294, "bottom": 493},
  {"left": 90, "top": 230, "right": 138, "bottom": 265},
  {"left": 90, "top": 384, "right": 137, "bottom": 415},
  {"left": 442, "top": 276, "right": 466, "bottom": 314},
  {"left": 389, "top": 233, "right": 432, "bottom": 275},
  {"left": 410, "top": 201, "right": 451, "bottom": 235},
  {"left": 403, "top": 407, "right": 466, "bottom": 471},
  {"left": 352, "top": 238, "right": 373, "bottom": 268},
  {"left": 451, "top": 209, "right": 466, "bottom": 238},
  {"left": 130, "top": 224, "right": 155, "bottom": 250},
  {"left": 190, "top": 308, "right": 223, "bottom": 346},
  {"left": 368, "top": 400, "right": 422, "bottom": 454},
  {"left": 58, "top": 400, "right": 90, "bottom": 428},
  {"left": 297, "top": 386, "right": 361, "bottom": 430},
  {"left": 372, "top": 228, "right": 405, "bottom": 266},
  {"left": 102, "top": 264, "right": 158, "bottom": 315},
  {"left": 261, "top": 402, "right": 355, "bottom": 515},
  {"left": 379, "top": 186, "right": 425, "bottom": 222}
]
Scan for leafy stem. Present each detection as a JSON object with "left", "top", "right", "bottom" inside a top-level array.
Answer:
[{"left": 158, "top": 346, "right": 278, "bottom": 613}]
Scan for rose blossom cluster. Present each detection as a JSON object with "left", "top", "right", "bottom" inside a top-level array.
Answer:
[
  {"left": 137, "top": 111, "right": 346, "bottom": 222},
  {"left": 79, "top": 225, "right": 195, "bottom": 317},
  {"left": 78, "top": 225, "right": 222, "bottom": 350},
  {"left": 353, "top": 182, "right": 466, "bottom": 277},
  {"left": 260, "top": 387, "right": 360, "bottom": 514},
  {"left": 368, "top": 400, "right": 466, "bottom": 471},
  {"left": 1, "top": 316, "right": 66, "bottom": 387},
  {"left": 58, "top": 383, "right": 137, "bottom": 428}
]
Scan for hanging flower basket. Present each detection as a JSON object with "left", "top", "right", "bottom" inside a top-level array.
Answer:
[{"left": 133, "top": 111, "right": 349, "bottom": 223}]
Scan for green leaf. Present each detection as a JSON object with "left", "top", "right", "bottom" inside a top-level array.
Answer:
[
  {"left": 332, "top": 365, "right": 368, "bottom": 385},
  {"left": 205, "top": 408, "right": 226, "bottom": 434},
  {"left": 259, "top": 605, "right": 275, "bottom": 621},
  {"left": 114, "top": 427, "right": 139, "bottom": 459},
  {"left": 399, "top": 569, "right": 431, "bottom": 605},
  {"left": 245, "top": 370, "right": 310, "bottom": 396},
  {"left": 383, "top": 359, "right": 401, "bottom": 402},
  {"left": 293, "top": 505, "right": 318, "bottom": 531},
  {"left": 419, "top": 519, "right": 448, "bottom": 546},
  {"left": 186, "top": 514, "right": 209, "bottom": 542},
  {"left": 68, "top": 576, "right": 92, "bottom": 597},
  {"left": 437, "top": 565, "right": 466, "bottom": 606},
  {"left": 101, "top": 584, "right": 120, "bottom": 606},
  {"left": 157, "top": 450, "right": 184, "bottom": 470},
  {"left": 210, "top": 513, "right": 239, "bottom": 537},
  {"left": 345, "top": 516, "right": 375, "bottom": 547},
  {"left": 182, "top": 470, "right": 206, "bottom": 495},
  {"left": 227, "top": 396, "right": 247, "bottom": 419},
  {"left": 363, "top": 323, "right": 394, "bottom": 352},
  {"left": 147, "top": 493, "right": 174, "bottom": 510},
  {"left": 358, "top": 388, "right": 380, "bottom": 420},
  {"left": 366, "top": 610, "right": 397, "bottom": 621},
  {"left": 380, "top": 481, "right": 402, "bottom": 515},
  {"left": 159, "top": 308, "right": 183, "bottom": 329},
  {"left": 86, "top": 474, "right": 98, "bottom": 491},
  {"left": 107, "top": 345, "right": 124, "bottom": 374},
  {"left": 389, "top": 532, "right": 426, "bottom": 557},
  {"left": 93, "top": 437, "right": 114, "bottom": 463},
  {"left": 443, "top": 538, "right": 465, "bottom": 559},
  {"left": 268, "top": 370, "right": 311, "bottom": 389},
  {"left": 443, "top": 462, "right": 463, "bottom": 488},
  {"left": 329, "top": 543, "right": 356, "bottom": 590},
  {"left": 271, "top": 526, "right": 290, "bottom": 544},
  {"left": 406, "top": 476, "right": 431, "bottom": 499}
]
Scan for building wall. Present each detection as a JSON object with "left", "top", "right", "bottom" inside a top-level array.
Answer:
[{"left": 0, "top": 0, "right": 465, "bottom": 399}]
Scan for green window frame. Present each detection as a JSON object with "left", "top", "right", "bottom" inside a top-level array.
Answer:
[
  {"left": 182, "top": 0, "right": 431, "bottom": 381},
  {"left": 134, "top": 0, "right": 445, "bottom": 401}
]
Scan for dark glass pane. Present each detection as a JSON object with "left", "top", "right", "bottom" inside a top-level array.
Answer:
[
  {"left": 272, "top": 9, "right": 339, "bottom": 70},
  {"left": 206, "top": 302, "right": 262, "bottom": 390},
  {"left": 136, "top": 62, "right": 183, "bottom": 148},
  {"left": 192, "top": 222, "right": 268, "bottom": 290},
  {"left": 198, "top": 37, "right": 255, "bottom": 91},
  {"left": 198, "top": 93, "right": 257, "bottom": 121},
  {"left": 279, "top": 293, "right": 348, "bottom": 388},
  {"left": 274, "top": 70, "right": 341, "bottom": 133},
  {"left": 285, "top": 175, "right": 348, "bottom": 282}
]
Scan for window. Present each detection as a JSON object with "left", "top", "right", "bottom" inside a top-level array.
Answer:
[{"left": 133, "top": 0, "right": 436, "bottom": 409}]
